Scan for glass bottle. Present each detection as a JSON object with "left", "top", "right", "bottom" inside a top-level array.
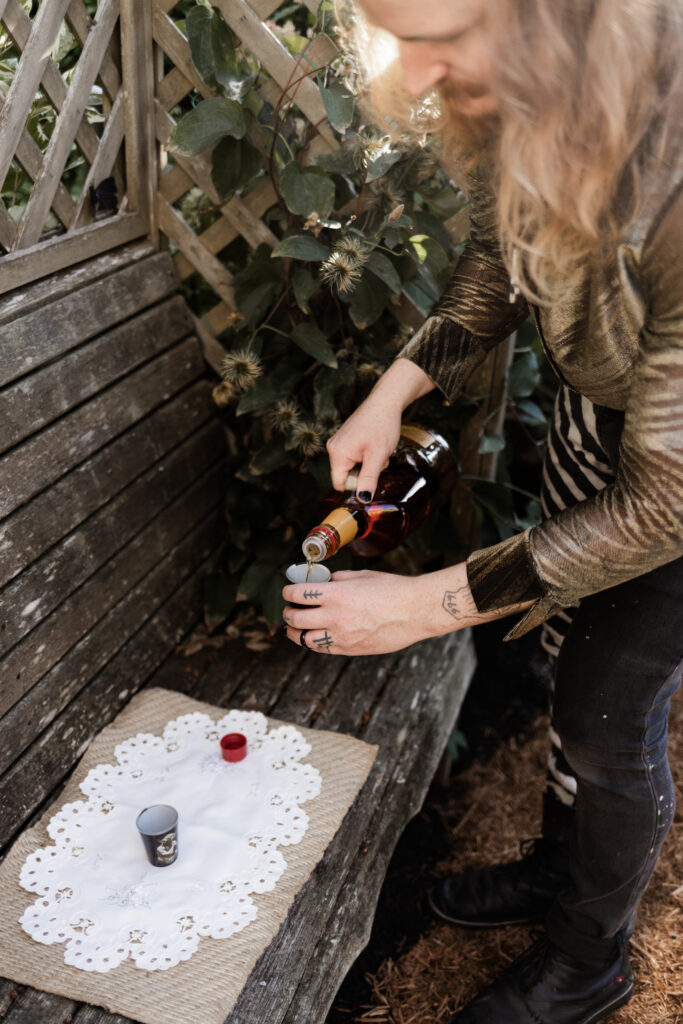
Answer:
[{"left": 302, "top": 423, "right": 458, "bottom": 562}]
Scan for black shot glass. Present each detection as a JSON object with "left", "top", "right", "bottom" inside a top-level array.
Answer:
[{"left": 135, "top": 804, "right": 179, "bottom": 867}]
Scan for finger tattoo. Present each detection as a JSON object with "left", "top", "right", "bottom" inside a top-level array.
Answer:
[
  {"left": 303, "top": 589, "right": 323, "bottom": 600},
  {"left": 314, "top": 631, "right": 334, "bottom": 651}
]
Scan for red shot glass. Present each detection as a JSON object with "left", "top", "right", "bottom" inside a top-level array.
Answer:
[{"left": 220, "top": 732, "right": 247, "bottom": 762}]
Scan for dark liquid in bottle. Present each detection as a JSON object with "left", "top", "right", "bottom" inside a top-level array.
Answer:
[{"left": 316, "top": 429, "right": 457, "bottom": 558}]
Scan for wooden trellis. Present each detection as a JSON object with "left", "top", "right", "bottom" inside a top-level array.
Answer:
[
  {"left": 0, "top": 0, "right": 511, "bottom": 493},
  {"left": 151, "top": 0, "right": 343, "bottom": 355},
  {"left": 0, "top": 0, "right": 153, "bottom": 292}
]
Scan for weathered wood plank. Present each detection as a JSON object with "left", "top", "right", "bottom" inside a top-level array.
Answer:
[
  {"left": 2, "top": 0, "right": 109, "bottom": 174},
  {"left": 0, "top": 240, "right": 155, "bottom": 325},
  {"left": 191, "top": 311, "right": 227, "bottom": 377},
  {"left": 158, "top": 195, "right": 237, "bottom": 310},
  {"left": 0, "top": 252, "right": 179, "bottom": 387},
  {"left": 173, "top": 188, "right": 279, "bottom": 284},
  {"left": 224, "top": 632, "right": 474, "bottom": 1023},
  {"left": 0, "top": 978, "right": 21, "bottom": 1018},
  {"left": 229, "top": 641, "right": 309, "bottom": 713},
  {"left": 281, "top": 638, "right": 477, "bottom": 1024},
  {"left": 15, "top": 0, "right": 122, "bottom": 250},
  {"left": 0, "top": 295, "right": 192, "bottom": 452},
  {"left": 66, "top": 0, "right": 122, "bottom": 103},
  {"left": 270, "top": 651, "right": 350, "bottom": 726},
  {"left": 0, "top": 0, "right": 72, "bottom": 190},
  {"left": 0, "top": 986, "right": 78, "bottom": 1024},
  {"left": 0, "top": 212, "right": 147, "bottom": 294},
  {"left": 70, "top": 1005, "right": 137, "bottom": 1024},
  {"left": 73, "top": 88, "right": 126, "bottom": 229},
  {"left": 0, "top": 539, "right": 223, "bottom": 851},
  {"left": 0, "top": 336, "right": 205, "bottom": 518},
  {"left": 0, "top": 95, "right": 77, "bottom": 231},
  {"left": 0, "top": 464, "right": 226, "bottom": 775},
  {"left": 0, "top": 379, "right": 215, "bottom": 588},
  {"left": 151, "top": 1, "right": 213, "bottom": 100},
  {"left": 121, "top": 0, "right": 157, "bottom": 240},
  {"left": 0, "top": 419, "right": 225, "bottom": 684},
  {"left": 213, "top": 0, "right": 336, "bottom": 151}
]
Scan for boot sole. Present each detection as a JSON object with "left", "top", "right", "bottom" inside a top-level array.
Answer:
[
  {"left": 426, "top": 887, "right": 545, "bottom": 929},
  {"left": 579, "top": 978, "right": 634, "bottom": 1023}
]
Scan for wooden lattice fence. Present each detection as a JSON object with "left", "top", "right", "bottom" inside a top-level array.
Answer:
[
  {"left": 147, "top": 0, "right": 511, "bottom": 506},
  {"left": 0, "top": 0, "right": 157, "bottom": 291},
  {"left": 0, "top": 0, "right": 513, "bottom": 532}
]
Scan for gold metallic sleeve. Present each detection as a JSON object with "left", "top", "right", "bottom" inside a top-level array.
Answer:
[
  {"left": 397, "top": 156, "right": 528, "bottom": 404},
  {"left": 467, "top": 183, "right": 683, "bottom": 640}
]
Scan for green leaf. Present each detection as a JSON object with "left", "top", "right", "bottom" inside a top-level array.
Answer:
[
  {"left": 348, "top": 273, "right": 390, "bottom": 329},
  {"left": 211, "top": 136, "right": 263, "bottom": 198},
  {"left": 366, "top": 251, "right": 401, "bottom": 294},
  {"left": 236, "top": 377, "right": 282, "bottom": 416},
  {"left": 271, "top": 234, "right": 330, "bottom": 261},
  {"left": 292, "top": 267, "right": 319, "bottom": 313},
  {"left": 203, "top": 572, "right": 237, "bottom": 629},
  {"left": 319, "top": 80, "right": 355, "bottom": 133},
  {"left": 515, "top": 398, "right": 547, "bottom": 426},
  {"left": 168, "top": 96, "right": 245, "bottom": 155},
  {"left": 237, "top": 560, "right": 273, "bottom": 601},
  {"left": 290, "top": 323, "right": 337, "bottom": 368},
  {"left": 249, "top": 439, "right": 292, "bottom": 475},
  {"left": 236, "top": 357, "right": 306, "bottom": 415},
  {"left": 261, "top": 573, "right": 285, "bottom": 627},
  {"left": 314, "top": 363, "right": 355, "bottom": 418},
  {"left": 365, "top": 150, "right": 401, "bottom": 183},
  {"left": 238, "top": 280, "right": 283, "bottom": 326},
  {"left": 478, "top": 433, "right": 506, "bottom": 454},
  {"left": 408, "top": 234, "right": 450, "bottom": 295},
  {"left": 186, "top": 6, "right": 236, "bottom": 89},
  {"left": 315, "top": 146, "right": 357, "bottom": 176},
  {"left": 280, "top": 162, "right": 335, "bottom": 220},
  {"left": 507, "top": 350, "right": 540, "bottom": 398}
]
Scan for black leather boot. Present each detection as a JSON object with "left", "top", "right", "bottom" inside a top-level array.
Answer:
[
  {"left": 447, "top": 934, "right": 633, "bottom": 1023},
  {"left": 428, "top": 838, "right": 571, "bottom": 927}
]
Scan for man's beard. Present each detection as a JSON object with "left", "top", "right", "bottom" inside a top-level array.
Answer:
[{"left": 437, "top": 78, "right": 500, "bottom": 149}]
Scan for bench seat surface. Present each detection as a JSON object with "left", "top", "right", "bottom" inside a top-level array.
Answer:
[{"left": 0, "top": 628, "right": 475, "bottom": 1024}]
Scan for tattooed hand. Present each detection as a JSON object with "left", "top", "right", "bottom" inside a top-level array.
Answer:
[{"left": 280, "top": 561, "right": 480, "bottom": 657}]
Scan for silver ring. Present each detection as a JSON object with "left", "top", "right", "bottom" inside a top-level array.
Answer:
[{"left": 300, "top": 629, "right": 309, "bottom": 649}]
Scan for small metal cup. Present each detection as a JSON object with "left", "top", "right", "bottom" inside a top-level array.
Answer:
[
  {"left": 285, "top": 562, "right": 332, "bottom": 585},
  {"left": 136, "top": 804, "right": 179, "bottom": 867},
  {"left": 285, "top": 563, "right": 332, "bottom": 608}
]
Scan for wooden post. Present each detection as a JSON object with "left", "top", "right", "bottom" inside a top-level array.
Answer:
[{"left": 121, "top": 0, "right": 158, "bottom": 245}]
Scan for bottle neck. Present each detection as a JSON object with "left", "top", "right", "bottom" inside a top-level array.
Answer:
[{"left": 302, "top": 506, "right": 361, "bottom": 562}]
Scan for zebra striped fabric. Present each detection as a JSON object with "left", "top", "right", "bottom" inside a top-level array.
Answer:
[{"left": 540, "top": 385, "right": 620, "bottom": 810}]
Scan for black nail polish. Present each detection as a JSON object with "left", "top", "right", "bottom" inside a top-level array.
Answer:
[{"left": 358, "top": 490, "right": 372, "bottom": 502}]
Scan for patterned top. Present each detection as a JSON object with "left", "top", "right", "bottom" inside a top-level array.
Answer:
[{"left": 398, "top": 128, "right": 683, "bottom": 640}]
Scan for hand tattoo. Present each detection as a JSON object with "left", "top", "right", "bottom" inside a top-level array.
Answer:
[
  {"left": 303, "top": 589, "right": 323, "bottom": 600},
  {"left": 314, "top": 631, "right": 334, "bottom": 651}
]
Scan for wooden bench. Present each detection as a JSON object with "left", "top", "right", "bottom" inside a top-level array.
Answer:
[
  {"left": 0, "top": 237, "right": 477, "bottom": 1023},
  {"left": 0, "top": 240, "right": 227, "bottom": 883},
  {"left": 0, "top": 628, "right": 475, "bottom": 1024}
]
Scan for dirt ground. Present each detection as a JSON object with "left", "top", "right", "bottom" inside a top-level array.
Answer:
[{"left": 329, "top": 674, "right": 683, "bottom": 1024}]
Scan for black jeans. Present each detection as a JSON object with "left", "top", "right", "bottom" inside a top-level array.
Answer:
[{"left": 543, "top": 553, "right": 683, "bottom": 965}]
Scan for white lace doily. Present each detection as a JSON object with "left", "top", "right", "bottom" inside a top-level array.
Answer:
[{"left": 18, "top": 711, "right": 321, "bottom": 973}]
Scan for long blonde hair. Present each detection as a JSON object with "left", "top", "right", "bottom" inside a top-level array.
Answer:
[{"left": 339, "top": 0, "right": 683, "bottom": 304}]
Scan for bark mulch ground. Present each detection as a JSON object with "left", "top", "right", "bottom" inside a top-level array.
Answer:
[{"left": 327, "top": 629, "right": 683, "bottom": 1024}]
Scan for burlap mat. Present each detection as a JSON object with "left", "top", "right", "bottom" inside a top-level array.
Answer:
[{"left": 0, "top": 687, "right": 377, "bottom": 1024}]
